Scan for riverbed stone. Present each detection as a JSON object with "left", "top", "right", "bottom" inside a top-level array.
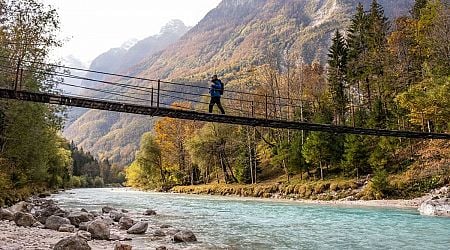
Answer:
[
  {"left": 153, "top": 229, "right": 166, "bottom": 237},
  {"left": 53, "top": 236, "right": 91, "bottom": 250},
  {"left": 419, "top": 198, "right": 450, "bottom": 217},
  {"left": 67, "top": 212, "right": 94, "bottom": 227},
  {"left": 119, "top": 216, "right": 135, "bottom": 230},
  {"left": 77, "top": 230, "right": 92, "bottom": 241},
  {"left": 79, "top": 221, "right": 91, "bottom": 231},
  {"left": 32, "top": 221, "right": 45, "bottom": 228},
  {"left": 0, "top": 208, "right": 14, "bottom": 221},
  {"left": 35, "top": 204, "right": 67, "bottom": 224},
  {"left": 45, "top": 215, "right": 71, "bottom": 230},
  {"left": 126, "top": 221, "right": 148, "bottom": 234},
  {"left": 13, "top": 212, "right": 37, "bottom": 227},
  {"left": 155, "top": 247, "right": 167, "bottom": 250},
  {"left": 143, "top": 209, "right": 156, "bottom": 216},
  {"left": 102, "top": 206, "right": 116, "bottom": 213},
  {"left": 114, "top": 242, "right": 132, "bottom": 250},
  {"left": 59, "top": 223, "right": 75, "bottom": 232},
  {"left": 87, "top": 219, "right": 110, "bottom": 240},
  {"left": 110, "top": 210, "right": 123, "bottom": 222},
  {"left": 173, "top": 230, "right": 197, "bottom": 243},
  {"left": 9, "top": 201, "right": 33, "bottom": 213},
  {"left": 121, "top": 209, "right": 129, "bottom": 213}
]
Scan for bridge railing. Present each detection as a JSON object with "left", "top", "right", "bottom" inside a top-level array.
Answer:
[{"left": 0, "top": 55, "right": 312, "bottom": 122}]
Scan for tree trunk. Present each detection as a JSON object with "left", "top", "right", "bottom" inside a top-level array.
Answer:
[{"left": 320, "top": 161, "right": 324, "bottom": 180}]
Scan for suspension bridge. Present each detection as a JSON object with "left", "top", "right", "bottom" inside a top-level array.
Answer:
[{"left": 0, "top": 56, "right": 449, "bottom": 140}]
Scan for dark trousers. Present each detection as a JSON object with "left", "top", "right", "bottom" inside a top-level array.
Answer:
[{"left": 209, "top": 96, "right": 225, "bottom": 114}]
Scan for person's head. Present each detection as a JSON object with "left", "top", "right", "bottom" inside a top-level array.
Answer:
[{"left": 211, "top": 74, "right": 218, "bottom": 81}]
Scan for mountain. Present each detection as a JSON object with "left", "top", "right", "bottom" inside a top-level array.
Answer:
[
  {"left": 63, "top": 20, "right": 190, "bottom": 165},
  {"left": 64, "top": 0, "right": 413, "bottom": 167},
  {"left": 136, "top": 0, "right": 413, "bottom": 81}
]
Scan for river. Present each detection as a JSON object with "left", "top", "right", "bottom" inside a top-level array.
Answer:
[{"left": 52, "top": 188, "right": 449, "bottom": 250}]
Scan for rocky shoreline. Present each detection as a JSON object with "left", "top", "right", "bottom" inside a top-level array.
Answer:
[{"left": 0, "top": 196, "right": 198, "bottom": 250}]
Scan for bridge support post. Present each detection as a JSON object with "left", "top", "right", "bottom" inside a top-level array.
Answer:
[
  {"left": 265, "top": 94, "right": 268, "bottom": 120},
  {"left": 14, "top": 58, "right": 21, "bottom": 92},
  {"left": 157, "top": 79, "right": 160, "bottom": 108},
  {"left": 151, "top": 87, "right": 154, "bottom": 107}
]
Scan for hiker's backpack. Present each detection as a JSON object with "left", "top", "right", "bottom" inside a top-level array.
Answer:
[{"left": 218, "top": 80, "right": 224, "bottom": 95}]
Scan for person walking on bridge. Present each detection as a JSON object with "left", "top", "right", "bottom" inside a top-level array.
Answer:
[{"left": 209, "top": 75, "right": 225, "bottom": 114}]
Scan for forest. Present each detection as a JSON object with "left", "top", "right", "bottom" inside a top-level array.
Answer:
[
  {"left": 126, "top": 0, "right": 450, "bottom": 199},
  {"left": 0, "top": 0, "right": 124, "bottom": 206}
]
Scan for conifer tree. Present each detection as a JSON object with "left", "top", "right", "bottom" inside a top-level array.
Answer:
[{"left": 328, "top": 30, "right": 348, "bottom": 125}]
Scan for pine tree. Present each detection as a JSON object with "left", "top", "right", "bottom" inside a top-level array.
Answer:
[
  {"left": 328, "top": 30, "right": 348, "bottom": 125},
  {"left": 347, "top": 3, "right": 370, "bottom": 109},
  {"left": 411, "top": 0, "right": 428, "bottom": 19}
]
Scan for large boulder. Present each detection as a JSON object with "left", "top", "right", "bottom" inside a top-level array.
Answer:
[
  {"left": 35, "top": 204, "right": 67, "bottom": 224},
  {"left": 87, "top": 219, "right": 110, "bottom": 240},
  {"left": 14, "top": 212, "right": 37, "bottom": 227},
  {"left": 53, "top": 236, "right": 91, "bottom": 250},
  {"left": 45, "top": 215, "right": 71, "bottom": 231},
  {"left": 419, "top": 198, "right": 450, "bottom": 217},
  {"left": 119, "top": 216, "right": 135, "bottom": 230},
  {"left": 126, "top": 221, "right": 148, "bottom": 234},
  {"left": 109, "top": 210, "right": 123, "bottom": 222},
  {"left": 9, "top": 201, "right": 33, "bottom": 213},
  {"left": 67, "top": 212, "right": 94, "bottom": 227},
  {"left": 0, "top": 208, "right": 14, "bottom": 221},
  {"left": 173, "top": 230, "right": 197, "bottom": 243}
]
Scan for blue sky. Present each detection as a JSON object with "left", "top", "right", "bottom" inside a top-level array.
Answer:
[{"left": 42, "top": 0, "right": 222, "bottom": 63}]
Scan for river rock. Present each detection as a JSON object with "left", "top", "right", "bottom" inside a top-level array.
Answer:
[
  {"left": 102, "top": 206, "right": 116, "bottom": 213},
  {"left": 79, "top": 221, "right": 91, "bottom": 231},
  {"left": 46, "top": 215, "right": 71, "bottom": 230},
  {"left": 87, "top": 219, "right": 110, "bottom": 240},
  {"left": 419, "top": 198, "right": 450, "bottom": 217},
  {"left": 38, "top": 191, "right": 51, "bottom": 198},
  {"left": 173, "top": 230, "right": 197, "bottom": 243},
  {"left": 119, "top": 216, "right": 135, "bottom": 230},
  {"left": 127, "top": 221, "right": 148, "bottom": 234},
  {"left": 90, "top": 211, "right": 101, "bottom": 217},
  {"left": 153, "top": 229, "right": 166, "bottom": 237},
  {"left": 35, "top": 204, "right": 67, "bottom": 224},
  {"left": 32, "top": 221, "right": 45, "bottom": 228},
  {"left": 121, "top": 209, "right": 129, "bottom": 213},
  {"left": 81, "top": 208, "right": 89, "bottom": 213},
  {"left": 0, "top": 208, "right": 14, "bottom": 221},
  {"left": 109, "top": 210, "right": 123, "bottom": 222},
  {"left": 67, "top": 212, "right": 94, "bottom": 227},
  {"left": 14, "top": 212, "right": 37, "bottom": 227},
  {"left": 156, "top": 247, "right": 167, "bottom": 250},
  {"left": 160, "top": 224, "right": 171, "bottom": 229},
  {"left": 77, "top": 230, "right": 92, "bottom": 241},
  {"left": 101, "top": 217, "right": 115, "bottom": 225},
  {"left": 114, "top": 242, "right": 132, "bottom": 250},
  {"left": 9, "top": 201, "right": 33, "bottom": 213},
  {"left": 59, "top": 224, "right": 75, "bottom": 232},
  {"left": 53, "top": 236, "right": 91, "bottom": 250},
  {"left": 143, "top": 209, "right": 156, "bottom": 216}
]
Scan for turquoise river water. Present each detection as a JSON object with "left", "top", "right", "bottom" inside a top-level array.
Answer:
[{"left": 53, "top": 188, "right": 449, "bottom": 250}]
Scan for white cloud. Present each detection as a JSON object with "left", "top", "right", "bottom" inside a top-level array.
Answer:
[{"left": 42, "top": 0, "right": 222, "bottom": 63}]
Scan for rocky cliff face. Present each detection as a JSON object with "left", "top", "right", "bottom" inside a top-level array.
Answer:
[{"left": 64, "top": 0, "right": 413, "bottom": 167}]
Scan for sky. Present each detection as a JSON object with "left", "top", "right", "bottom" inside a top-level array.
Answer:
[{"left": 41, "top": 0, "right": 222, "bottom": 64}]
